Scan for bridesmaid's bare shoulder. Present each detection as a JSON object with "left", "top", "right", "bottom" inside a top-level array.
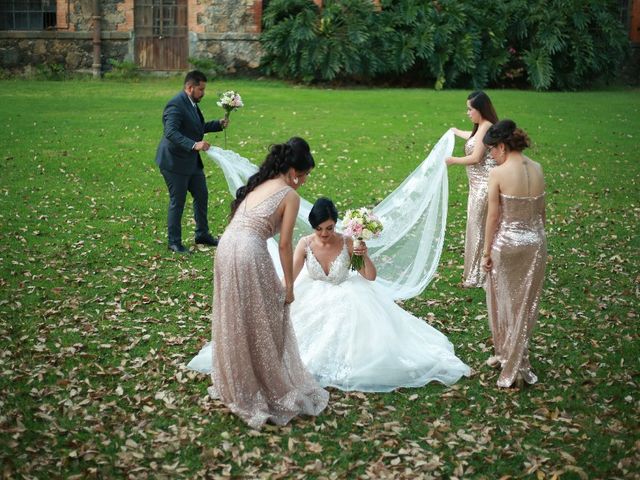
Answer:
[
  {"left": 281, "top": 187, "right": 300, "bottom": 206},
  {"left": 525, "top": 156, "right": 543, "bottom": 172}
]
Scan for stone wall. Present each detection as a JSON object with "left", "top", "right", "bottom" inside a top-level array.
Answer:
[
  {"left": 0, "top": 34, "right": 93, "bottom": 72},
  {"left": 0, "top": 0, "right": 132, "bottom": 75},
  {"left": 0, "top": 0, "right": 264, "bottom": 75},
  {"left": 190, "top": 33, "right": 262, "bottom": 73},
  {"left": 190, "top": 0, "right": 262, "bottom": 73},
  {"left": 0, "top": 30, "right": 131, "bottom": 75},
  {"left": 199, "top": 0, "right": 261, "bottom": 34}
]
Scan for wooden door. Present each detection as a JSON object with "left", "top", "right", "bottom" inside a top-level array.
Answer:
[
  {"left": 134, "top": 0, "right": 187, "bottom": 70},
  {"left": 631, "top": 0, "right": 640, "bottom": 43}
]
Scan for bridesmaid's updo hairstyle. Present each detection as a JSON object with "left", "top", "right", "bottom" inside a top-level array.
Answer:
[
  {"left": 483, "top": 119, "right": 531, "bottom": 152},
  {"left": 468, "top": 90, "right": 499, "bottom": 137},
  {"left": 308, "top": 197, "right": 338, "bottom": 229},
  {"left": 230, "top": 137, "right": 315, "bottom": 218}
]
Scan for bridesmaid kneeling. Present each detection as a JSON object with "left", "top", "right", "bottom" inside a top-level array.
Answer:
[{"left": 482, "top": 120, "right": 547, "bottom": 389}]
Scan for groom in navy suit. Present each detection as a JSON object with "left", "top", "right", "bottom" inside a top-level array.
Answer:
[{"left": 155, "top": 70, "right": 228, "bottom": 254}]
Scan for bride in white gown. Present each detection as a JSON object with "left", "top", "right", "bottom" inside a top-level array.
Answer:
[
  {"left": 288, "top": 198, "right": 470, "bottom": 392},
  {"left": 187, "top": 131, "right": 470, "bottom": 390}
]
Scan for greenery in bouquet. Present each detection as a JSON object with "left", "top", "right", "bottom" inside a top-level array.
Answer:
[
  {"left": 342, "top": 207, "right": 383, "bottom": 271},
  {"left": 216, "top": 90, "right": 243, "bottom": 148}
]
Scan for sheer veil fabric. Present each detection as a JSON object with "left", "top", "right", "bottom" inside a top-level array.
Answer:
[{"left": 206, "top": 130, "right": 454, "bottom": 300}]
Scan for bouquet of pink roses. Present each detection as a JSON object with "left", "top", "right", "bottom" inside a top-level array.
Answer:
[
  {"left": 217, "top": 90, "right": 243, "bottom": 148},
  {"left": 342, "top": 207, "right": 383, "bottom": 271}
]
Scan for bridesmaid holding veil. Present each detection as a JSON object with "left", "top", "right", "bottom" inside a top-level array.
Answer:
[
  {"left": 446, "top": 91, "right": 499, "bottom": 288},
  {"left": 191, "top": 137, "right": 328, "bottom": 428},
  {"left": 482, "top": 120, "right": 547, "bottom": 388}
]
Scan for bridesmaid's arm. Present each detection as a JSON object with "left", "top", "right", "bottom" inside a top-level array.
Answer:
[
  {"left": 279, "top": 191, "right": 300, "bottom": 304},
  {"left": 540, "top": 165, "right": 547, "bottom": 226},
  {"left": 292, "top": 237, "right": 307, "bottom": 283},
  {"left": 446, "top": 122, "right": 492, "bottom": 166},
  {"left": 483, "top": 170, "right": 501, "bottom": 271},
  {"left": 450, "top": 127, "right": 472, "bottom": 140}
]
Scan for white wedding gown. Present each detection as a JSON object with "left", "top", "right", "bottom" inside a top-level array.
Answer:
[
  {"left": 188, "top": 237, "right": 471, "bottom": 391},
  {"left": 289, "top": 238, "right": 470, "bottom": 391},
  {"left": 187, "top": 131, "right": 470, "bottom": 390}
]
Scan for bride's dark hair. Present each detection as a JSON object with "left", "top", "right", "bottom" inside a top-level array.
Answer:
[
  {"left": 230, "top": 137, "right": 314, "bottom": 218},
  {"left": 468, "top": 90, "right": 499, "bottom": 137},
  {"left": 308, "top": 197, "right": 338, "bottom": 229}
]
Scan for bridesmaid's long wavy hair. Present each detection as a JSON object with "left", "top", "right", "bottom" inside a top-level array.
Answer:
[
  {"left": 230, "top": 137, "right": 315, "bottom": 218},
  {"left": 468, "top": 91, "right": 499, "bottom": 137}
]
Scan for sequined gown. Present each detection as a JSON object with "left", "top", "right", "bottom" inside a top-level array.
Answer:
[
  {"left": 463, "top": 136, "right": 496, "bottom": 287},
  {"left": 289, "top": 237, "right": 471, "bottom": 392},
  {"left": 189, "top": 186, "right": 329, "bottom": 428},
  {"left": 486, "top": 193, "right": 546, "bottom": 387}
]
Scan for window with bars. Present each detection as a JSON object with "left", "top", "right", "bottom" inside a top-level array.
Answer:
[
  {"left": 134, "top": 0, "right": 187, "bottom": 38},
  {"left": 0, "top": 0, "right": 57, "bottom": 31}
]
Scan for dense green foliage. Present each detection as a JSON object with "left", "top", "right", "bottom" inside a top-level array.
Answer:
[{"left": 260, "top": 0, "right": 629, "bottom": 90}]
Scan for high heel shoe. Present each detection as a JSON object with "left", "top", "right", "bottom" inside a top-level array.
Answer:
[{"left": 486, "top": 356, "right": 501, "bottom": 368}]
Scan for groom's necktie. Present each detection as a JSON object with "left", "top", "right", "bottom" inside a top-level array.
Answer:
[{"left": 195, "top": 104, "right": 204, "bottom": 125}]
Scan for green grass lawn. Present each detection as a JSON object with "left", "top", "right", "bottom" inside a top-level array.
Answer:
[{"left": 0, "top": 78, "right": 638, "bottom": 479}]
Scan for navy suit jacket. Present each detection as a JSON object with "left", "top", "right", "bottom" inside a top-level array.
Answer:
[{"left": 155, "top": 91, "right": 223, "bottom": 175}]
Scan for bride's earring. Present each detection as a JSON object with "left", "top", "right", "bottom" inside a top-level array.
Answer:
[{"left": 293, "top": 176, "right": 299, "bottom": 185}]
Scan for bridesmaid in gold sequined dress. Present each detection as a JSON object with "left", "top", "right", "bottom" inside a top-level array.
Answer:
[
  {"left": 446, "top": 91, "right": 499, "bottom": 288},
  {"left": 482, "top": 121, "right": 547, "bottom": 389},
  {"left": 207, "top": 138, "right": 328, "bottom": 428}
]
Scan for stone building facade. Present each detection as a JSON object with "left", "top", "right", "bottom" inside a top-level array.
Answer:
[{"left": 0, "top": 0, "right": 274, "bottom": 76}]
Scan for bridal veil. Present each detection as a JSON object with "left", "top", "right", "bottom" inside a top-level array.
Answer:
[{"left": 206, "top": 130, "right": 453, "bottom": 301}]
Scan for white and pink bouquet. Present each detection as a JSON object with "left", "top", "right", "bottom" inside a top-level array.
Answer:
[
  {"left": 217, "top": 90, "right": 244, "bottom": 119},
  {"left": 342, "top": 207, "right": 383, "bottom": 271},
  {"left": 217, "top": 91, "right": 243, "bottom": 148}
]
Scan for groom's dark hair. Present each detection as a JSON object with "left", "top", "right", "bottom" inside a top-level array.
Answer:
[
  {"left": 309, "top": 198, "right": 338, "bottom": 229},
  {"left": 184, "top": 70, "right": 207, "bottom": 86}
]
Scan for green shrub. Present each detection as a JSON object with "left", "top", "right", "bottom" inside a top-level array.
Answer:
[
  {"left": 260, "top": 0, "right": 321, "bottom": 82},
  {"left": 35, "top": 63, "right": 67, "bottom": 81},
  {"left": 260, "top": 0, "right": 629, "bottom": 90},
  {"left": 507, "top": 0, "right": 629, "bottom": 90},
  {"left": 188, "top": 57, "right": 223, "bottom": 79},
  {"left": 371, "top": 0, "right": 511, "bottom": 89},
  {"left": 104, "top": 58, "right": 139, "bottom": 79},
  {"left": 261, "top": 0, "right": 378, "bottom": 83}
]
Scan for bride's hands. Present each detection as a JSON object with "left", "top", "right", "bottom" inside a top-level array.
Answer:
[{"left": 353, "top": 241, "right": 368, "bottom": 257}]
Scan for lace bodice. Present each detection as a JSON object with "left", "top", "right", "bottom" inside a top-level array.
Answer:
[{"left": 305, "top": 238, "right": 351, "bottom": 285}]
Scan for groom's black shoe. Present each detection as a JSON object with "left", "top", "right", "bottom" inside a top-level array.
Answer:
[
  {"left": 168, "top": 243, "right": 191, "bottom": 254},
  {"left": 195, "top": 234, "right": 219, "bottom": 247}
]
